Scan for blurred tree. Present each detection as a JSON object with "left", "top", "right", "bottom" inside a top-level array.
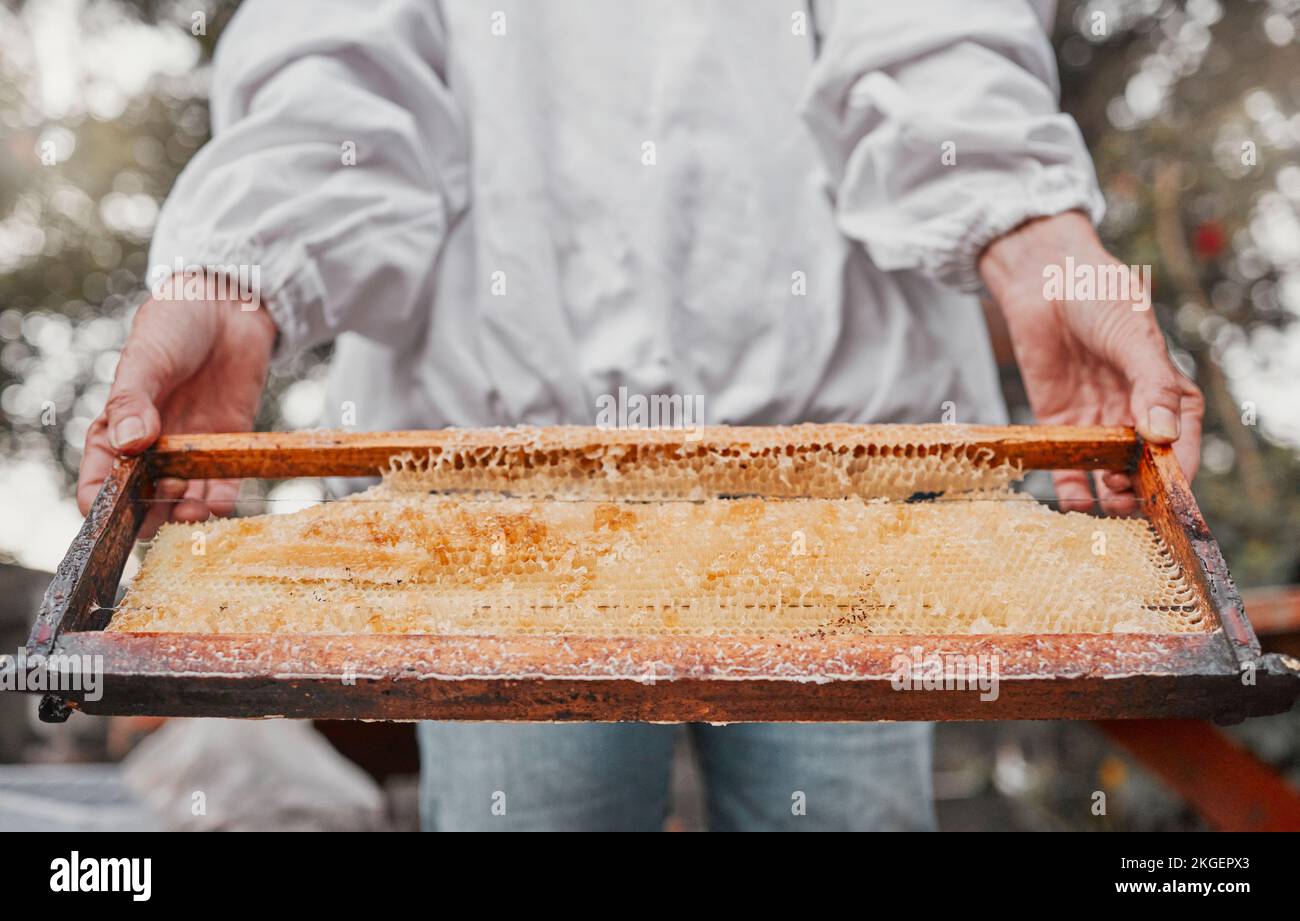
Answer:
[
  {"left": 1054, "top": 0, "right": 1300, "bottom": 586},
  {"left": 0, "top": 0, "right": 319, "bottom": 502}
]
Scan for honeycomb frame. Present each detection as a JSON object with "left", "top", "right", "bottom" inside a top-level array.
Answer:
[{"left": 30, "top": 426, "right": 1290, "bottom": 725}]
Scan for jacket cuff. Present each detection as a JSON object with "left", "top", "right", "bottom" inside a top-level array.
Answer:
[{"left": 865, "top": 168, "right": 1107, "bottom": 294}]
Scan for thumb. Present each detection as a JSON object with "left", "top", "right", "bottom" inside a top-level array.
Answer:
[
  {"left": 1113, "top": 320, "right": 1186, "bottom": 445},
  {"left": 103, "top": 299, "right": 215, "bottom": 454},
  {"left": 104, "top": 340, "right": 169, "bottom": 452}
]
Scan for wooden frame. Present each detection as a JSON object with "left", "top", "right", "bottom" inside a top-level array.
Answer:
[{"left": 22, "top": 425, "right": 1300, "bottom": 724}]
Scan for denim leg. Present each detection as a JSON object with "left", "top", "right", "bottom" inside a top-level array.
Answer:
[
  {"left": 691, "top": 722, "right": 936, "bottom": 831},
  {"left": 417, "top": 721, "right": 677, "bottom": 831}
]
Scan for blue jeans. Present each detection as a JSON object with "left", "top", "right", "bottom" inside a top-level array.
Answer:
[{"left": 417, "top": 722, "right": 935, "bottom": 831}]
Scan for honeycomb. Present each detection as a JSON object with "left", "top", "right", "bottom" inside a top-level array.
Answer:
[
  {"left": 109, "top": 487, "right": 1212, "bottom": 638},
  {"left": 377, "top": 424, "right": 1024, "bottom": 501}
]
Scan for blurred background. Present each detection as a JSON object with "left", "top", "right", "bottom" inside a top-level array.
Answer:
[{"left": 0, "top": 0, "right": 1297, "bottom": 830}]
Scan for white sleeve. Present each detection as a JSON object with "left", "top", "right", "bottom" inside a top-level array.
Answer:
[
  {"left": 800, "top": 0, "right": 1104, "bottom": 292},
  {"left": 148, "top": 0, "right": 468, "bottom": 360}
]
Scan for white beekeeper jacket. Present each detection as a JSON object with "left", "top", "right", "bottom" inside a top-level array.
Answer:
[{"left": 149, "top": 0, "right": 1104, "bottom": 431}]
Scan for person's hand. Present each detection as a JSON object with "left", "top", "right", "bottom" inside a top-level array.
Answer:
[
  {"left": 77, "top": 275, "right": 277, "bottom": 537},
  {"left": 979, "top": 211, "right": 1204, "bottom": 514}
]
